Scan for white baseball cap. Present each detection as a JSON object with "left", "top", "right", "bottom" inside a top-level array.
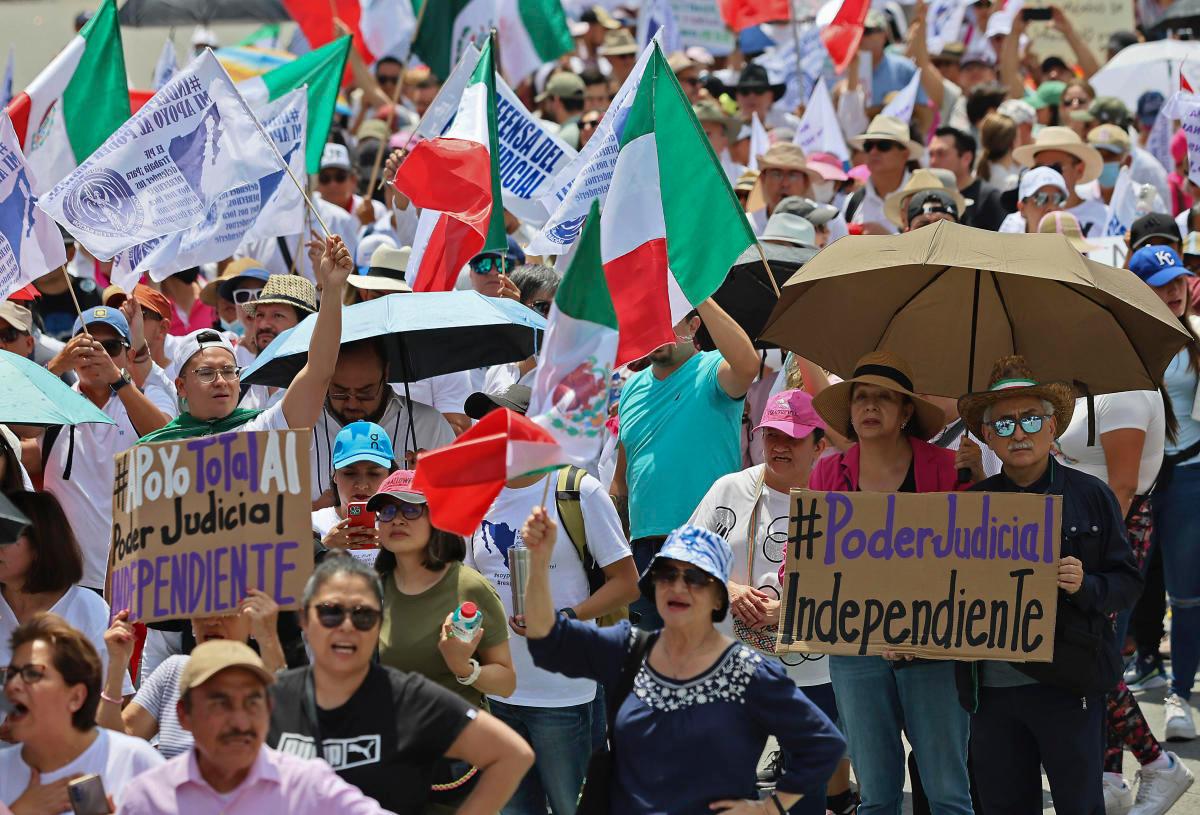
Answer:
[
  {"left": 1018, "top": 166, "right": 1069, "bottom": 201},
  {"left": 174, "top": 328, "right": 237, "bottom": 372},
  {"left": 320, "top": 143, "right": 352, "bottom": 172}
]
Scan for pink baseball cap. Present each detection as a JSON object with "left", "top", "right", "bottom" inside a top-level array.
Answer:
[
  {"left": 754, "top": 389, "right": 828, "bottom": 439},
  {"left": 848, "top": 164, "right": 871, "bottom": 183},
  {"left": 367, "top": 469, "right": 426, "bottom": 509},
  {"left": 806, "top": 152, "right": 850, "bottom": 182}
]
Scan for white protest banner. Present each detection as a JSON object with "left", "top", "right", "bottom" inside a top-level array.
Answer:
[
  {"left": 670, "top": 0, "right": 736, "bottom": 57},
  {"left": 153, "top": 38, "right": 178, "bottom": 91},
  {"left": 925, "top": 0, "right": 969, "bottom": 55},
  {"left": 111, "top": 89, "right": 307, "bottom": 288},
  {"left": 881, "top": 68, "right": 922, "bottom": 123},
  {"left": 0, "top": 113, "right": 66, "bottom": 299},
  {"left": 639, "top": 0, "right": 683, "bottom": 53},
  {"left": 39, "top": 50, "right": 278, "bottom": 261},
  {"left": 1178, "top": 95, "right": 1200, "bottom": 188},
  {"left": 747, "top": 112, "right": 769, "bottom": 171},
  {"left": 530, "top": 43, "right": 655, "bottom": 254},
  {"left": 1146, "top": 105, "right": 1174, "bottom": 174},
  {"left": 794, "top": 77, "right": 850, "bottom": 161}
]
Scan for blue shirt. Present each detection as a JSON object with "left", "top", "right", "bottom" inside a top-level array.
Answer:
[
  {"left": 1163, "top": 349, "right": 1200, "bottom": 465},
  {"left": 528, "top": 618, "right": 846, "bottom": 814},
  {"left": 871, "top": 51, "right": 927, "bottom": 108},
  {"left": 619, "top": 351, "right": 743, "bottom": 539}
]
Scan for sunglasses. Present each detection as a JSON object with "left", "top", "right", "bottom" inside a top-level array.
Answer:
[
  {"left": 376, "top": 500, "right": 426, "bottom": 522},
  {"left": 314, "top": 602, "right": 382, "bottom": 631},
  {"left": 97, "top": 338, "right": 128, "bottom": 357},
  {"left": 377, "top": 74, "right": 400, "bottom": 86},
  {"left": 863, "top": 140, "right": 900, "bottom": 153},
  {"left": 987, "top": 414, "right": 1051, "bottom": 437},
  {"left": 1026, "top": 190, "right": 1066, "bottom": 207},
  {"left": 530, "top": 300, "right": 552, "bottom": 316},
  {"left": 680, "top": 76, "right": 703, "bottom": 87},
  {"left": 0, "top": 327, "right": 27, "bottom": 343},
  {"left": 1062, "top": 95, "right": 1090, "bottom": 108},
  {"left": 319, "top": 169, "right": 350, "bottom": 184},
  {"left": 650, "top": 564, "right": 715, "bottom": 588},
  {"left": 231, "top": 287, "right": 261, "bottom": 305},
  {"left": 470, "top": 256, "right": 505, "bottom": 275},
  {"left": 581, "top": 119, "right": 600, "bottom": 131},
  {"left": 2, "top": 663, "right": 47, "bottom": 685}
]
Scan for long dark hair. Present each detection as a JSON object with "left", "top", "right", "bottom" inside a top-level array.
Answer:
[
  {"left": 5, "top": 492, "right": 84, "bottom": 593},
  {"left": 1162, "top": 289, "right": 1200, "bottom": 445},
  {"left": 0, "top": 433, "right": 23, "bottom": 496}
]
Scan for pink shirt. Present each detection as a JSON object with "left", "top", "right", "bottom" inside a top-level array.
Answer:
[
  {"left": 167, "top": 298, "right": 216, "bottom": 337},
  {"left": 118, "top": 745, "right": 390, "bottom": 815}
]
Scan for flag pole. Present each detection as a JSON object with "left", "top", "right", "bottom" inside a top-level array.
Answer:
[
  {"left": 365, "top": 0, "right": 429, "bottom": 196},
  {"left": 540, "top": 473, "right": 552, "bottom": 507},
  {"left": 62, "top": 266, "right": 91, "bottom": 336},
  {"left": 754, "top": 241, "right": 782, "bottom": 298}
]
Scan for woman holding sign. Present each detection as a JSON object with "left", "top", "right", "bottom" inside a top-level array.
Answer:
[{"left": 805, "top": 351, "right": 976, "bottom": 815}]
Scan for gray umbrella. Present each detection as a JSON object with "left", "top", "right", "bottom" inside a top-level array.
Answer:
[
  {"left": 0, "top": 492, "right": 29, "bottom": 544},
  {"left": 118, "top": 0, "right": 289, "bottom": 25}
]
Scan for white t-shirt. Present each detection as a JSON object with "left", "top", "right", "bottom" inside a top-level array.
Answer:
[
  {"left": 41, "top": 366, "right": 179, "bottom": 588},
  {"left": 1054, "top": 391, "right": 1166, "bottom": 495},
  {"left": 0, "top": 728, "right": 164, "bottom": 811},
  {"left": 0, "top": 587, "right": 134, "bottom": 696},
  {"left": 689, "top": 465, "right": 830, "bottom": 687},
  {"left": 466, "top": 473, "right": 631, "bottom": 708},
  {"left": 1068, "top": 198, "right": 1109, "bottom": 238},
  {"left": 404, "top": 373, "right": 472, "bottom": 414}
]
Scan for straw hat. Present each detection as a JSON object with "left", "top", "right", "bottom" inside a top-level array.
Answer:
[
  {"left": 244, "top": 274, "right": 318, "bottom": 317},
  {"left": 1012, "top": 126, "right": 1104, "bottom": 184},
  {"left": 848, "top": 115, "right": 925, "bottom": 161},
  {"left": 694, "top": 99, "right": 740, "bottom": 142},
  {"left": 1038, "top": 211, "right": 1099, "bottom": 254},
  {"left": 735, "top": 168, "right": 760, "bottom": 193},
  {"left": 812, "top": 351, "right": 947, "bottom": 441},
  {"left": 755, "top": 144, "right": 827, "bottom": 183},
  {"left": 598, "top": 29, "right": 637, "bottom": 57},
  {"left": 957, "top": 356, "right": 1075, "bottom": 440},
  {"left": 883, "top": 169, "right": 971, "bottom": 227},
  {"left": 348, "top": 246, "right": 413, "bottom": 292}
]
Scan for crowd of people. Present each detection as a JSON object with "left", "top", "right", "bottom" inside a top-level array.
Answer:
[{"left": 2, "top": 0, "right": 1200, "bottom": 814}]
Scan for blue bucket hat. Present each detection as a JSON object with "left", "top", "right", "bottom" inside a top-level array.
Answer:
[
  {"left": 332, "top": 421, "right": 395, "bottom": 470},
  {"left": 638, "top": 525, "right": 734, "bottom": 621},
  {"left": 1129, "top": 245, "right": 1193, "bottom": 288},
  {"left": 72, "top": 306, "right": 131, "bottom": 343}
]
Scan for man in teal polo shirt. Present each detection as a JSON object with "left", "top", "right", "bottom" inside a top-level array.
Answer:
[{"left": 613, "top": 297, "right": 759, "bottom": 629}]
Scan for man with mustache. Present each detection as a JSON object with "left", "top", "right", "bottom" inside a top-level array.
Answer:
[
  {"left": 119, "top": 640, "right": 390, "bottom": 814},
  {"left": 953, "top": 356, "right": 1142, "bottom": 815}
]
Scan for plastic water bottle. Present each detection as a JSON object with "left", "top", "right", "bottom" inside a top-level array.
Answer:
[{"left": 449, "top": 602, "right": 483, "bottom": 641}]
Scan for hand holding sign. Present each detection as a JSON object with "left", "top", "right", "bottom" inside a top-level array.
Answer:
[
  {"left": 239, "top": 588, "right": 280, "bottom": 645},
  {"left": 1057, "top": 556, "right": 1083, "bottom": 594}
]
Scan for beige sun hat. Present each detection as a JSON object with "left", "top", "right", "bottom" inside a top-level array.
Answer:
[
  {"left": 848, "top": 114, "right": 926, "bottom": 161},
  {"left": 694, "top": 99, "right": 740, "bottom": 142},
  {"left": 735, "top": 168, "right": 760, "bottom": 193},
  {"left": 598, "top": 29, "right": 637, "bottom": 57},
  {"left": 883, "top": 169, "right": 971, "bottom": 227},
  {"left": 1038, "top": 211, "right": 1100, "bottom": 254},
  {"left": 1011, "top": 125, "right": 1104, "bottom": 184},
  {"left": 812, "top": 351, "right": 947, "bottom": 441},
  {"left": 243, "top": 274, "right": 318, "bottom": 317},
  {"left": 348, "top": 245, "right": 413, "bottom": 292},
  {"left": 957, "top": 355, "right": 1076, "bottom": 440},
  {"left": 747, "top": 144, "right": 827, "bottom": 211}
]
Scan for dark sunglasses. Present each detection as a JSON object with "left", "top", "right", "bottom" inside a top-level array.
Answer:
[
  {"left": 581, "top": 119, "right": 600, "bottom": 130},
  {"left": 98, "top": 338, "right": 128, "bottom": 357},
  {"left": 650, "top": 564, "right": 715, "bottom": 588},
  {"left": 863, "top": 140, "right": 900, "bottom": 153},
  {"left": 529, "top": 300, "right": 552, "bottom": 316},
  {"left": 376, "top": 500, "right": 426, "bottom": 522},
  {"left": 314, "top": 602, "right": 382, "bottom": 631},
  {"left": 987, "top": 414, "right": 1050, "bottom": 437},
  {"left": 319, "top": 169, "right": 350, "bottom": 184},
  {"left": 377, "top": 74, "right": 400, "bottom": 86},
  {"left": 470, "top": 255, "right": 504, "bottom": 275},
  {"left": 0, "top": 327, "right": 28, "bottom": 343}
]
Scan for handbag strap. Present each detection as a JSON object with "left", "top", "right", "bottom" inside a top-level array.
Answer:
[
  {"left": 744, "top": 468, "right": 767, "bottom": 583},
  {"left": 303, "top": 666, "right": 325, "bottom": 762},
  {"left": 607, "top": 628, "right": 659, "bottom": 747}
]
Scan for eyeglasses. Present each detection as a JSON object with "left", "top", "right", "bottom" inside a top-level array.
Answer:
[
  {"left": 2, "top": 663, "right": 47, "bottom": 685},
  {"left": 314, "top": 602, "right": 382, "bottom": 631},
  {"left": 0, "top": 327, "right": 28, "bottom": 343},
  {"left": 763, "top": 168, "right": 811, "bottom": 183},
  {"left": 376, "top": 500, "right": 426, "bottom": 522},
  {"left": 377, "top": 74, "right": 400, "bottom": 86},
  {"left": 470, "top": 255, "right": 505, "bottom": 275},
  {"left": 1025, "top": 190, "right": 1066, "bottom": 207},
  {"left": 328, "top": 380, "right": 386, "bottom": 404},
  {"left": 97, "top": 339, "right": 128, "bottom": 357},
  {"left": 529, "top": 300, "right": 552, "bottom": 316},
  {"left": 319, "top": 169, "right": 350, "bottom": 184},
  {"left": 863, "top": 140, "right": 900, "bottom": 153},
  {"left": 581, "top": 119, "right": 600, "bottom": 131},
  {"left": 190, "top": 365, "right": 240, "bottom": 384},
  {"left": 1062, "top": 95, "right": 1090, "bottom": 108},
  {"left": 231, "top": 287, "right": 261, "bottom": 305},
  {"left": 987, "top": 414, "right": 1051, "bottom": 437},
  {"left": 650, "top": 564, "right": 715, "bottom": 588}
]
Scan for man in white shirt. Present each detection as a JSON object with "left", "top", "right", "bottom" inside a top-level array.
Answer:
[{"left": 845, "top": 115, "right": 920, "bottom": 235}]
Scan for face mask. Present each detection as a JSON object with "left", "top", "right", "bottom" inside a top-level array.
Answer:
[
  {"left": 220, "top": 318, "right": 244, "bottom": 337},
  {"left": 1098, "top": 161, "right": 1121, "bottom": 189},
  {"left": 812, "top": 181, "right": 835, "bottom": 204}
]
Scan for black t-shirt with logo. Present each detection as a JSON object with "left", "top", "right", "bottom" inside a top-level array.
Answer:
[{"left": 268, "top": 663, "right": 475, "bottom": 813}]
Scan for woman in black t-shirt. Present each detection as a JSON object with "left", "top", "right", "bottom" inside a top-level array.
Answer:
[{"left": 267, "top": 553, "right": 533, "bottom": 815}]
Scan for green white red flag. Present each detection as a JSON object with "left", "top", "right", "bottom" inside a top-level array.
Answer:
[{"left": 413, "top": 408, "right": 567, "bottom": 536}]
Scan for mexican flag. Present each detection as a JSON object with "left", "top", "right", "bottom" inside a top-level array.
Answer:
[
  {"left": 411, "top": 0, "right": 498, "bottom": 82},
  {"left": 393, "top": 36, "right": 506, "bottom": 292},
  {"left": 528, "top": 199, "right": 619, "bottom": 466},
  {"left": 496, "top": 0, "right": 576, "bottom": 84},
  {"left": 414, "top": 408, "right": 567, "bottom": 536},
  {"left": 238, "top": 36, "right": 352, "bottom": 173},
  {"left": 600, "top": 43, "right": 755, "bottom": 362},
  {"left": 5, "top": 0, "right": 129, "bottom": 193}
]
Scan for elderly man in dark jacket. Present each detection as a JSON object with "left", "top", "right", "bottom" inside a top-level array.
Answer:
[{"left": 955, "top": 356, "right": 1142, "bottom": 815}]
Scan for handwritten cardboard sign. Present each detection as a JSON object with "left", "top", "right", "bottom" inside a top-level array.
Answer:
[
  {"left": 107, "top": 430, "right": 312, "bottom": 624},
  {"left": 778, "top": 490, "right": 1061, "bottom": 661}
]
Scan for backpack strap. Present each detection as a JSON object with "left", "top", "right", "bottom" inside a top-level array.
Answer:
[
  {"left": 556, "top": 465, "right": 592, "bottom": 572},
  {"left": 607, "top": 628, "right": 658, "bottom": 741},
  {"left": 844, "top": 188, "right": 867, "bottom": 223}
]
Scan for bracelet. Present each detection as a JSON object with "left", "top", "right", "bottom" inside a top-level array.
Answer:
[
  {"left": 100, "top": 690, "right": 123, "bottom": 706},
  {"left": 454, "top": 658, "right": 482, "bottom": 686},
  {"left": 769, "top": 792, "right": 787, "bottom": 815}
]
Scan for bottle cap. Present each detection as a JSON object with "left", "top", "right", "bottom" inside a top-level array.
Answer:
[{"left": 460, "top": 602, "right": 478, "bottom": 617}]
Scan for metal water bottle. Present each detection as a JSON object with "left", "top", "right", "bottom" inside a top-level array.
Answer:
[{"left": 510, "top": 543, "right": 531, "bottom": 617}]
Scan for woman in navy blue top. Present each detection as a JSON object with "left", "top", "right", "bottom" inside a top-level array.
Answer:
[{"left": 520, "top": 512, "right": 845, "bottom": 815}]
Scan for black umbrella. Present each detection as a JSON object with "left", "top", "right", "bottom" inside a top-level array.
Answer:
[
  {"left": 0, "top": 492, "right": 29, "bottom": 544},
  {"left": 1151, "top": 0, "right": 1200, "bottom": 37},
  {"left": 696, "top": 241, "right": 817, "bottom": 352},
  {"left": 119, "top": 0, "right": 290, "bottom": 25}
]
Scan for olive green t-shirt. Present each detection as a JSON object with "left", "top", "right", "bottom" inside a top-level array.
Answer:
[{"left": 379, "top": 561, "right": 508, "bottom": 707}]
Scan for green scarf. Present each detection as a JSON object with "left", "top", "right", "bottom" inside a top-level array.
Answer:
[{"left": 137, "top": 408, "right": 264, "bottom": 445}]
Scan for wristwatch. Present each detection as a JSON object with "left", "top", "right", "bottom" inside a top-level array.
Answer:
[
  {"left": 109, "top": 368, "right": 132, "bottom": 396},
  {"left": 559, "top": 608, "right": 578, "bottom": 620}
]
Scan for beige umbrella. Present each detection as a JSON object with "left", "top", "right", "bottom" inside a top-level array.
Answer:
[{"left": 760, "top": 221, "right": 1190, "bottom": 400}]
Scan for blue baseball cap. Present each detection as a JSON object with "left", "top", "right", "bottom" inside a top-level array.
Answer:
[
  {"left": 72, "top": 306, "right": 131, "bottom": 343},
  {"left": 1129, "top": 245, "right": 1193, "bottom": 288},
  {"left": 637, "top": 524, "right": 734, "bottom": 621},
  {"left": 332, "top": 421, "right": 395, "bottom": 470}
]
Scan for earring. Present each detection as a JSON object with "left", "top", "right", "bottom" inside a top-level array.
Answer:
[{"left": 901, "top": 420, "right": 908, "bottom": 429}]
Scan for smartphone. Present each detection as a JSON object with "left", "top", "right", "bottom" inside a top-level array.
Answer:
[
  {"left": 1021, "top": 7, "right": 1054, "bottom": 21},
  {"left": 68, "top": 774, "right": 108, "bottom": 815},
  {"left": 346, "top": 501, "right": 376, "bottom": 528}
]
